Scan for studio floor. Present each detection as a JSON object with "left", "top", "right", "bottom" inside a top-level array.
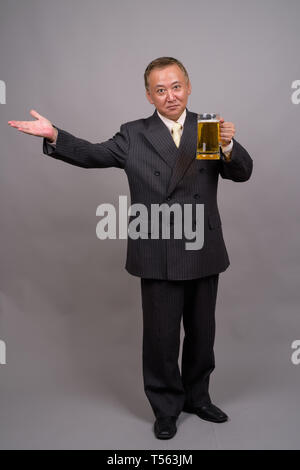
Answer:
[{"left": 1, "top": 368, "right": 299, "bottom": 450}]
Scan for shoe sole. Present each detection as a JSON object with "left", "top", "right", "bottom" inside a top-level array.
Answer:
[
  {"left": 155, "top": 430, "right": 177, "bottom": 439},
  {"left": 183, "top": 408, "right": 228, "bottom": 423},
  {"left": 154, "top": 425, "right": 177, "bottom": 440},
  {"left": 196, "top": 413, "right": 228, "bottom": 423}
]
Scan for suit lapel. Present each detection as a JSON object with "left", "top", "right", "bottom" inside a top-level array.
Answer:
[
  {"left": 142, "top": 109, "right": 180, "bottom": 168},
  {"left": 143, "top": 108, "right": 198, "bottom": 197},
  {"left": 166, "top": 108, "right": 197, "bottom": 197}
]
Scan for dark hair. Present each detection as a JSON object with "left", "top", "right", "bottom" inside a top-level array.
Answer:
[{"left": 144, "top": 57, "right": 189, "bottom": 90}]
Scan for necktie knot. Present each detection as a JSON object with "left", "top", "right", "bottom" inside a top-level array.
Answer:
[{"left": 171, "top": 122, "right": 182, "bottom": 148}]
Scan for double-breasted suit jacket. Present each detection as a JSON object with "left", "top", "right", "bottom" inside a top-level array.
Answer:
[{"left": 43, "top": 107, "right": 253, "bottom": 280}]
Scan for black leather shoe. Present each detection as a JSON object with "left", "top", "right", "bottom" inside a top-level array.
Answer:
[
  {"left": 183, "top": 403, "right": 228, "bottom": 423},
  {"left": 154, "top": 416, "right": 177, "bottom": 439}
]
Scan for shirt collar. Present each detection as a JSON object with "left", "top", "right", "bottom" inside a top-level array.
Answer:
[{"left": 157, "top": 108, "right": 187, "bottom": 133}]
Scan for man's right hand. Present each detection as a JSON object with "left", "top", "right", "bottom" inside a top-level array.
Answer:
[{"left": 8, "top": 109, "right": 58, "bottom": 143}]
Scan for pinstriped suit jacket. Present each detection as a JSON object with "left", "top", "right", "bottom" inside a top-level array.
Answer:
[{"left": 43, "top": 107, "right": 253, "bottom": 280}]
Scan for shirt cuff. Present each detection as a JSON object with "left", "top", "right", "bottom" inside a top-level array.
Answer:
[
  {"left": 46, "top": 141, "right": 56, "bottom": 149},
  {"left": 220, "top": 140, "right": 233, "bottom": 154},
  {"left": 46, "top": 126, "right": 58, "bottom": 148}
]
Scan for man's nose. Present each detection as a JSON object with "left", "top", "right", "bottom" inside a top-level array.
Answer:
[{"left": 166, "top": 90, "right": 176, "bottom": 101}]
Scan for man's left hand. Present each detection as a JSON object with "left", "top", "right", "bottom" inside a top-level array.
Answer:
[{"left": 219, "top": 117, "right": 235, "bottom": 146}]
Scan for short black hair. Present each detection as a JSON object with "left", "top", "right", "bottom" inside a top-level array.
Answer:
[{"left": 144, "top": 57, "right": 189, "bottom": 90}]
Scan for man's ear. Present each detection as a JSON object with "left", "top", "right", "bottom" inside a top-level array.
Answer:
[
  {"left": 187, "top": 80, "right": 192, "bottom": 95},
  {"left": 146, "top": 89, "right": 154, "bottom": 105}
]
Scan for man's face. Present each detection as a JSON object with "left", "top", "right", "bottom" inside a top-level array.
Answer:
[{"left": 145, "top": 64, "right": 192, "bottom": 121}]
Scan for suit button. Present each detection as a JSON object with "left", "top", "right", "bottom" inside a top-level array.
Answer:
[
  {"left": 193, "top": 194, "right": 200, "bottom": 199},
  {"left": 154, "top": 171, "right": 160, "bottom": 176},
  {"left": 166, "top": 196, "right": 171, "bottom": 201}
]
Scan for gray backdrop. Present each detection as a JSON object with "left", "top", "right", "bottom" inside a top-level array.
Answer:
[{"left": 0, "top": 0, "right": 300, "bottom": 450}]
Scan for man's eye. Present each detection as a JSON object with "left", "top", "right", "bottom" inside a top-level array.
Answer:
[
  {"left": 157, "top": 89, "right": 165, "bottom": 93},
  {"left": 174, "top": 85, "right": 181, "bottom": 89}
]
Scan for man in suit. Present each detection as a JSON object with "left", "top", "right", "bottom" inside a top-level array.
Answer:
[{"left": 8, "top": 57, "right": 253, "bottom": 440}]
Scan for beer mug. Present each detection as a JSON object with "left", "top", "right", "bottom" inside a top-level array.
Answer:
[{"left": 196, "top": 113, "right": 220, "bottom": 160}]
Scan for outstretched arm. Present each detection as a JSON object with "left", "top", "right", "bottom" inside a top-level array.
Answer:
[{"left": 8, "top": 110, "right": 129, "bottom": 169}]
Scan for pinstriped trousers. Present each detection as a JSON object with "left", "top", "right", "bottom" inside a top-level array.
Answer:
[{"left": 140, "top": 274, "right": 219, "bottom": 419}]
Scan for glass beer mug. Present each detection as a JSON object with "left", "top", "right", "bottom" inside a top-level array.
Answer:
[{"left": 196, "top": 113, "right": 220, "bottom": 160}]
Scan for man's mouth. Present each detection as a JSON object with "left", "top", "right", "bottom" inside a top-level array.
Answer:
[{"left": 167, "top": 105, "right": 179, "bottom": 109}]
